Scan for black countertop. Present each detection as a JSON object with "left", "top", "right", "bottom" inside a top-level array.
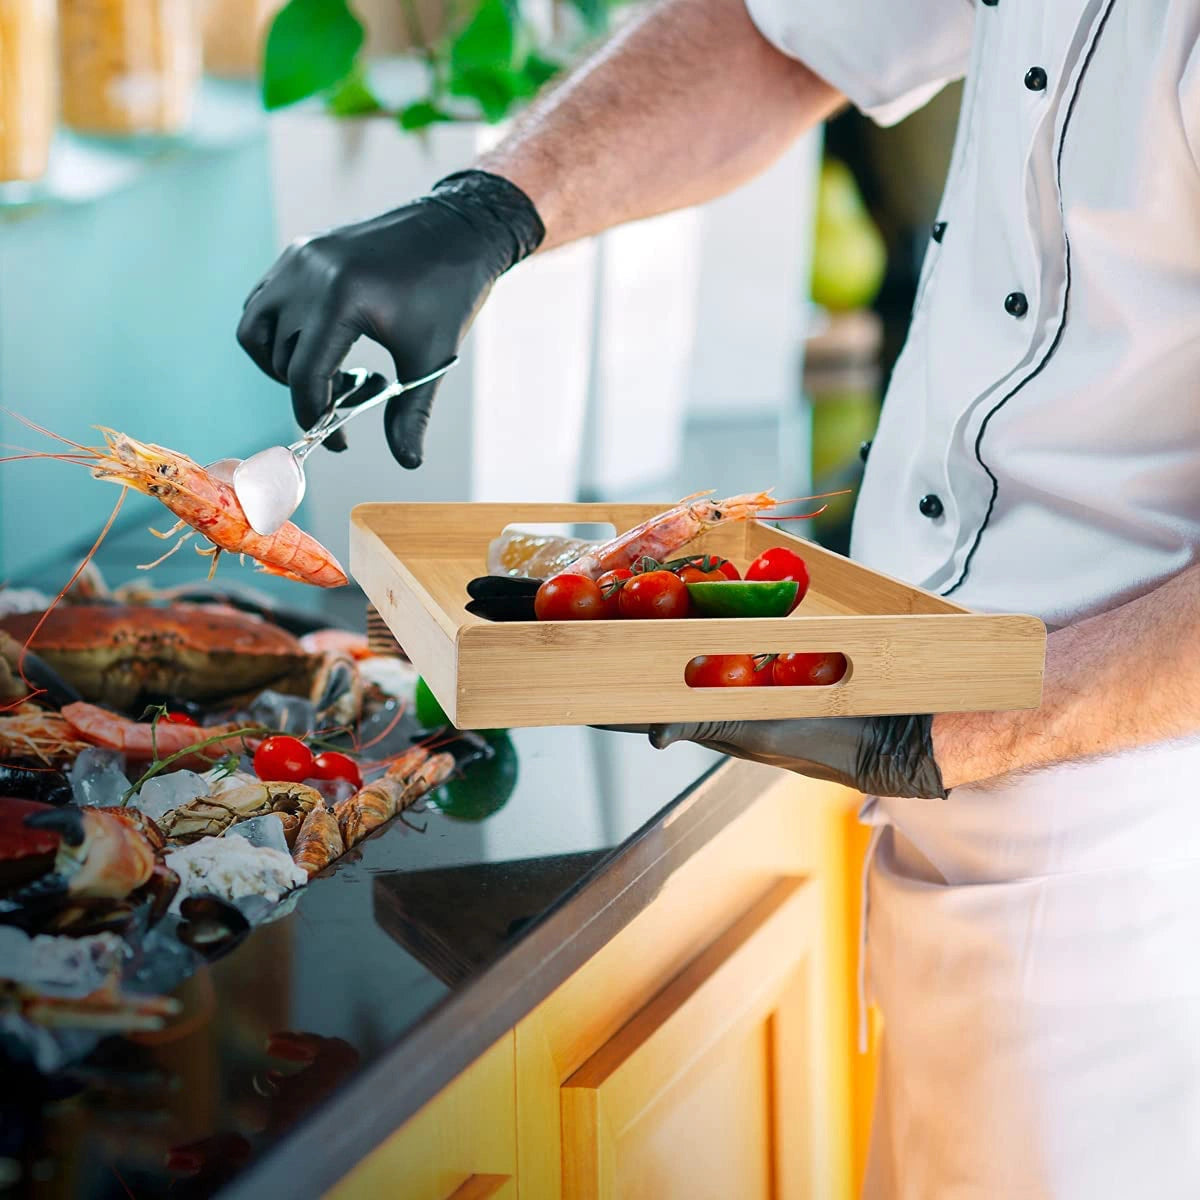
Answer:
[{"left": 1, "top": 710, "right": 764, "bottom": 1200}]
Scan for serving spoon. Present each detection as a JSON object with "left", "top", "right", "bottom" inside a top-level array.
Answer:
[{"left": 220, "top": 359, "right": 458, "bottom": 537}]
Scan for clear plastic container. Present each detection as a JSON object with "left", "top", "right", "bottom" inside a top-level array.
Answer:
[
  {"left": 0, "top": 0, "right": 58, "bottom": 184},
  {"left": 201, "top": 0, "right": 282, "bottom": 79},
  {"left": 59, "top": 0, "right": 201, "bottom": 136}
]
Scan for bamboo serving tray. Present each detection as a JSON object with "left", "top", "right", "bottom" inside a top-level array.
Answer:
[{"left": 350, "top": 503, "right": 1046, "bottom": 729}]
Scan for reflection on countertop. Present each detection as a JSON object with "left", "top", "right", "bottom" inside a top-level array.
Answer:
[{"left": 1, "top": 717, "right": 720, "bottom": 1200}]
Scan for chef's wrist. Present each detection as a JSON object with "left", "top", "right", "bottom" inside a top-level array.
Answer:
[
  {"left": 929, "top": 708, "right": 1021, "bottom": 792},
  {"left": 432, "top": 169, "right": 546, "bottom": 270}
]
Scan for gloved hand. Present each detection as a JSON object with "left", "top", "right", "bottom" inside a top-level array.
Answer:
[
  {"left": 236, "top": 169, "right": 545, "bottom": 466},
  {"left": 604, "top": 714, "right": 947, "bottom": 799}
]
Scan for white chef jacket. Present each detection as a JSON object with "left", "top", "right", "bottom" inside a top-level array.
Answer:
[{"left": 744, "top": 0, "right": 1200, "bottom": 1196}]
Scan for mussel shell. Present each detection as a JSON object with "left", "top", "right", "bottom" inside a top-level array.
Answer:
[
  {"left": 0, "top": 762, "right": 72, "bottom": 806},
  {"left": 41, "top": 899, "right": 137, "bottom": 937},
  {"left": 176, "top": 894, "right": 250, "bottom": 960}
]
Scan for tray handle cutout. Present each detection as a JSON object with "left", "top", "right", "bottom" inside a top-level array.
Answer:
[{"left": 682, "top": 651, "right": 852, "bottom": 690}]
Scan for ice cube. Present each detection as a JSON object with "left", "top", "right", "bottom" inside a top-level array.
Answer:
[
  {"left": 224, "top": 813, "right": 291, "bottom": 856},
  {"left": 249, "top": 690, "right": 316, "bottom": 736},
  {"left": 132, "top": 770, "right": 209, "bottom": 822},
  {"left": 202, "top": 767, "right": 257, "bottom": 796},
  {"left": 68, "top": 748, "right": 131, "bottom": 808},
  {"left": 356, "top": 700, "right": 420, "bottom": 759}
]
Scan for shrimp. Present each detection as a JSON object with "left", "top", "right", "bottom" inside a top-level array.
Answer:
[
  {"left": 3, "top": 417, "right": 347, "bottom": 588},
  {"left": 0, "top": 706, "right": 91, "bottom": 766},
  {"left": 60, "top": 701, "right": 251, "bottom": 766},
  {"left": 292, "top": 806, "right": 344, "bottom": 877},
  {"left": 333, "top": 744, "right": 430, "bottom": 847},
  {"left": 562, "top": 490, "right": 829, "bottom": 580}
]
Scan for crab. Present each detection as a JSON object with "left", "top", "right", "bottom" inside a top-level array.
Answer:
[
  {"left": 0, "top": 604, "right": 361, "bottom": 721},
  {"left": 159, "top": 781, "right": 322, "bottom": 845},
  {"left": 0, "top": 799, "right": 180, "bottom": 936}
]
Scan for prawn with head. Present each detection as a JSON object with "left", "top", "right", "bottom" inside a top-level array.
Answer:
[
  {"left": 2, "top": 418, "right": 347, "bottom": 589},
  {"left": 563, "top": 490, "right": 843, "bottom": 580}
]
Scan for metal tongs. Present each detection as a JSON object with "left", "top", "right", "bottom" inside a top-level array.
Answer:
[{"left": 211, "top": 359, "right": 458, "bottom": 536}]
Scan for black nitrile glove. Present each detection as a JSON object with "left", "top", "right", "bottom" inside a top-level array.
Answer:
[
  {"left": 236, "top": 170, "right": 545, "bottom": 466},
  {"left": 603, "top": 715, "right": 947, "bottom": 799}
]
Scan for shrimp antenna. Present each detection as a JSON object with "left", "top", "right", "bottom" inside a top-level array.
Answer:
[{"left": 0, "top": 409, "right": 100, "bottom": 456}]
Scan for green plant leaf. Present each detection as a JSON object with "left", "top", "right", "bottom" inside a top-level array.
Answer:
[
  {"left": 262, "top": 0, "right": 366, "bottom": 110},
  {"left": 520, "top": 51, "right": 562, "bottom": 90},
  {"left": 565, "top": 0, "right": 610, "bottom": 34},
  {"left": 324, "top": 63, "right": 384, "bottom": 115},
  {"left": 449, "top": 0, "right": 515, "bottom": 76},
  {"left": 448, "top": 65, "right": 524, "bottom": 122},
  {"left": 398, "top": 100, "right": 456, "bottom": 130}
]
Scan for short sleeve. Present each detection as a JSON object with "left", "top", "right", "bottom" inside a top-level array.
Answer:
[
  {"left": 745, "top": 0, "right": 975, "bottom": 127},
  {"left": 1179, "top": 36, "right": 1200, "bottom": 175}
]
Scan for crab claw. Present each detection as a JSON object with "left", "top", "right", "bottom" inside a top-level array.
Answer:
[
  {"left": 24, "top": 805, "right": 86, "bottom": 846},
  {"left": 10, "top": 870, "right": 71, "bottom": 906}
]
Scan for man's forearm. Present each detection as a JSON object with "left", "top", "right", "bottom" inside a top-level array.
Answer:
[
  {"left": 476, "top": 0, "right": 842, "bottom": 249},
  {"left": 933, "top": 564, "right": 1200, "bottom": 789}
]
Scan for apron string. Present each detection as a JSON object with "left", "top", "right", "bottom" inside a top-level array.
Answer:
[{"left": 858, "top": 821, "right": 886, "bottom": 1054}]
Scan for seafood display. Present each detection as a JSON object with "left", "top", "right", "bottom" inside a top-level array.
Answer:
[{"left": 0, "top": 558, "right": 499, "bottom": 1072}]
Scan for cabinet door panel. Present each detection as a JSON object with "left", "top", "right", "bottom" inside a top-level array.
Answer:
[
  {"left": 327, "top": 1035, "right": 516, "bottom": 1200},
  {"left": 561, "top": 878, "right": 820, "bottom": 1200}
]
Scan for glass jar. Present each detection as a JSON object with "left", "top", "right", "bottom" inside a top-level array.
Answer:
[
  {"left": 0, "top": 0, "right": 57, "bottom": 184},
  {"left": 59, "top": 0, "right": 201, "bottom": 137},
  {"left": 201, "top": 0, "right": 282, "bottom": 79}
]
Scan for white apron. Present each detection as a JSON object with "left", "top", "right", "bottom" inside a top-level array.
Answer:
[{"left": 860, "top": 740, "right": 1200, "bottom": 1199}]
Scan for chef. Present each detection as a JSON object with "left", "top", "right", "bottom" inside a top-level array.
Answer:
[{"left": 237, "top": 0, "right": 1200, "bottom": 1195}]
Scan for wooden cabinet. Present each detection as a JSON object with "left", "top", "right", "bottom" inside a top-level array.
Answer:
[
  {"left": 560, "top": 878, "right": 821, "bottom": 1199},
  {"left": 326, "top": 771, "right": 876, "bottom": 1200},
  {"left": 515, "top": 771, "right": 863, "bottom": 1200},
  {"left": 328, "top": 1035, "right": 517, "bottom": 1200}
]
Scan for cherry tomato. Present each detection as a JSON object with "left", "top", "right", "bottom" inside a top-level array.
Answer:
[
  {"left": 749, "top": 658, "right": 775, "bottom": 685},
  {"left": 745, "top": 547, "right": 809, "bottom": 611},
  {"left": 771, "top": 652, "right": 848, "bottom": 687},
  {"left": 534, "top": 574, "right": 606, "bottom": 621},
  {"left": 619, "top": 570, "right": 690, "bottom": 620},
  {"left": 684, "top": 654, "right": 761, "bottom": 688},
  {"left": 311, "top": 751, "right": 363, "bottom": 790},
  {"left": 161, "top": 711, "right": 199, "bottom": 726},
  {"left": 253, "top": 735, "right": 316, "bottom": 783},
  {"left": 716, "top": 560, "right": 741, "bottom": 581},
  {"left": 597, "top": 568, "right": 632, "bottom": 619},
  {"left": 677, "top": 564, "right": 727, "bottom": 584}
]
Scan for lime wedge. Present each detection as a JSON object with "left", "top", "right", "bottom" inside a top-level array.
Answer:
[{"left": 686, "top": 580, "right": 799, "bottom": 618}]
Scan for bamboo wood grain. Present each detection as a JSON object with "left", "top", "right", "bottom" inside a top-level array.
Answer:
[{"left": 351, "top": 502, "right": 1047, "bottom": 727}]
